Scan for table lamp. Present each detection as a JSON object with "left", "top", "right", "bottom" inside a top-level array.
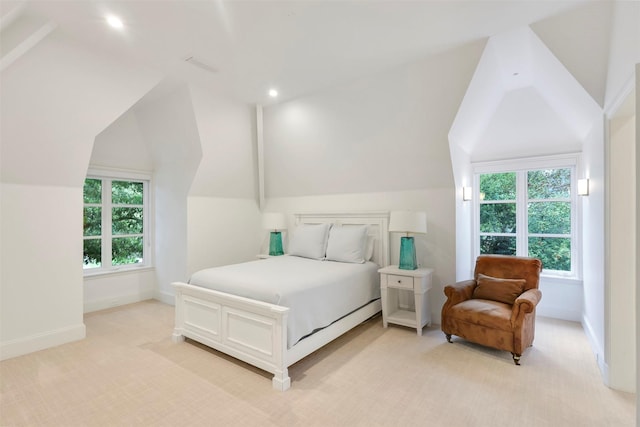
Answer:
[
  {"left": 262, "top": 213, "right": 287, "bottom": 256},
  {"left": 388, "top": 211, "right": 427, "bottom": 270}
]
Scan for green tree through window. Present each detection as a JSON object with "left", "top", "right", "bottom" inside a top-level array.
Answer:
[
  {"left": 477, "top": 167, "right": 574, "bottom": 274},
  {"left": 83, "top": 177, "right": 147, "bottom": 271}
]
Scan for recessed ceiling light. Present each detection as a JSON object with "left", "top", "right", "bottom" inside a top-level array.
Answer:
[
  {"left": 106, "top": 15, "right": 124, "bottom": 29},
  {"left": 269, "top": 89, "right": 278, "bottom": 98}
]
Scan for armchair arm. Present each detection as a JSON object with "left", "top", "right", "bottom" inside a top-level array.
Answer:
[
  {"left": 443, "top": 279, "right": 476, "bottom": 307},
  {"left": 511, "top": 288, "right": 542, "bottom": 325}
]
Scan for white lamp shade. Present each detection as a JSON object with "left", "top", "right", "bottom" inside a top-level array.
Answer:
[
  {"left": 389, "top": 211, "right": 427, "bottom": 234},
  {"left": 262, "top": 213, "right": 287, "bottom": 231}
]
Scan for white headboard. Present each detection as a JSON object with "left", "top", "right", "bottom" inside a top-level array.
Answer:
[{"left": 293, "top": 211, "right": 390, "bottom": 267}]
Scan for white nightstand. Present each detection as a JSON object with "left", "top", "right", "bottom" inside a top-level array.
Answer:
[{"left": 378, "top": 265, "right": 433, "bottom": 336}]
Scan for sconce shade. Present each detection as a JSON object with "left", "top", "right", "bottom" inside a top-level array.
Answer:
[
  {"left": 262, "top": 213, "right": 287, "bottom": 231},
  {"left": 463, "top": 187, "right": 473, "bottom": 201},
  {"left": 578, "top": 179, "right": 589, "bottom": 196},
  {"left": 389, "top": 211, "right": 427, "bottom": 234}
]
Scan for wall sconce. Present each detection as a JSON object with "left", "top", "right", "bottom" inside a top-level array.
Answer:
[
  {"left": 578, "top": 179, "right": 590, "bottom": 196},
  {"left": 462, "top": 187, "right": 473, "bottom": 201}
]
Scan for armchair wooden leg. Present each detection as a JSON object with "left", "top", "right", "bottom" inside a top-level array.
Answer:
[
  {"left": 511, "top": 353, "right": 521, "bottom": 365},
  {"left": 445, "top": 333, "right": 452, "bottom": 343}
]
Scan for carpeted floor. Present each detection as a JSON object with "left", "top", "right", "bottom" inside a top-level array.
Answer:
[{"left": 0, "top": 300, "right": 635, "bottom": 426}]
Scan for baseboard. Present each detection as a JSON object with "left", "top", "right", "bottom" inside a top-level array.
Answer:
[
  {"left": 156, "top": 289, "right": 175, "bottom": 306},
  {"left": 537, "top": 306, "right": 582, "bottom": 322},
  {"left": 0, "top": 323, "right": 86, "bottom": 361},
  {"left": 582, "top": 314, "right": 608, "bottom": 385},
  {"left": 83, "top": 290, "right": 156, "bottom": 313}
]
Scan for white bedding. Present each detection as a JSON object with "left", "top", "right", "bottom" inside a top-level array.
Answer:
[{"left": 188, "top": 255, "right": 380, "bottom": 348}]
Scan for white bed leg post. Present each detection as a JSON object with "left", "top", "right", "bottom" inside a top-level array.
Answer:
[
  {"left": 172, "top": 284, "right": 185, "bottom": 343},
  {"left": 272, "top": 307, "right": 291, "bottom": 391}
]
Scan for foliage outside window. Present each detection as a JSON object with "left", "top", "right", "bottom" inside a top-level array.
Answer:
[
  {"left": 477, "top": 166, "right": 575, "bottom": 275},
  {"left": 83, "top": 176, "right": 148, "bottom": 273}
]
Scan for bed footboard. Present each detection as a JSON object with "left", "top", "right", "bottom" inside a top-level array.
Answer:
[{"left": 172, "top": 282, "right": 291, "bottom": 391}]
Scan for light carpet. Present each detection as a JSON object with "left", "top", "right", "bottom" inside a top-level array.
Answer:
[{"left": 0, "top": 300, "right": 635, "bottom": 426}]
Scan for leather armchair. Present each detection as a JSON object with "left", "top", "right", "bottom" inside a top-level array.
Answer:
[{"left": 441, "top": 255, "right": 542, "bottom": 365}]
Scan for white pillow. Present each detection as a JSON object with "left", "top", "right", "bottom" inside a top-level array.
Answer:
[
  {"left": 325, "top": 225, "right": 369, "bottom": 264},
  {"left": 288, "top": 223, "right": 332, "bottom": 260},
  {"left": 365, "top": 235, "right": 375, "bottom": 261}
]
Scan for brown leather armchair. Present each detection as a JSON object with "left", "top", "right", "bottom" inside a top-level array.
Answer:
[{"left": 441, "top": 255, "right": 542, "bottom": 365}]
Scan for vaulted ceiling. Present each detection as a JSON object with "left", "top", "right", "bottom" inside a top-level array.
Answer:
[{"left": 1, "top": 1, "right": 612, "bottom": 106}]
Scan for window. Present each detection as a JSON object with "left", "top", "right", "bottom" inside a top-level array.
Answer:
[
  {"left": 83, "top": 174, "right": 150, "bottom": 273},
  {"left": 474, "top": 156, "right": 578, "bottom": 277}
]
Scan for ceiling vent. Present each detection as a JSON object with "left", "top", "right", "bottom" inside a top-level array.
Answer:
[{"left": 184, "top": 56, "right": 218, "bottom": 74}]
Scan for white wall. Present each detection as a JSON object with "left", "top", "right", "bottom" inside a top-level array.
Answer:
[
  {"left": 186, "top": 90, "right": 262, "bottom": 280},
  {"left": 264, "top": 41, "right": 484, "bottom": 198},
  {"left": 0, "top": 29, "right": 159, "bottom": 359},
  {"left": 1, "top": 184, "right": 85, "bottom": 359},
  {"left": 90, "top": 111, "right": 153, "bottom": 172},
  {"left": 134, "top": 86, "right": 202, "bottom": 303},
  {"left": 604, "top": 1, "right": 640, "bottom": 111},
  {"left": 187, "top": 197, "right": 261, "bottom": 276},
  {"left": 581, "top": 119, "right": 607, "bottom": 375},
  {"left": 607, "top": 109, "right": 636, "bottom": 392},
  {"left": 635, "top": 64, "right": 639, "bottom": 427}
]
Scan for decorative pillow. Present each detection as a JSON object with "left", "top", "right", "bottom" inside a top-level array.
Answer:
[
  {"left": 287, "top": 223, "right": 332, "bottom": 260},
  {"left": 326, "top": 225, "right": 369, "bottom": 264},
  {"left": 472, "top": 273, "right": 526, "bottom": 305}
]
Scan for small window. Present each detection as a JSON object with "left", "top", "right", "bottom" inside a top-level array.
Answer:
[
  {"left": 475, "top": 158, "right": 578, "bottom": 277},
  {"left": 83, "top": 174, "right": 150, "bottom": 273}
]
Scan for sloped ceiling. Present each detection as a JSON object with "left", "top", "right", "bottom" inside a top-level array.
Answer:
[
  {"left": 449, "top": 26, "right": 602, "bottom": 162},
  {"left": 531, "top": 0, "right": 614, "bottom": 107},
  {"left": 1, "top": 0, "right": 594, "bottom": 106}
]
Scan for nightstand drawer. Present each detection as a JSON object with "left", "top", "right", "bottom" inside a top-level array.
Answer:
[{"left": 387, "top": 274, "right": 413, "bottom": 290}]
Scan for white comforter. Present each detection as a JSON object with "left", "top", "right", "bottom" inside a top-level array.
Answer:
[{"left": 188, "top": 256, "right": 380, "bottom": 348}]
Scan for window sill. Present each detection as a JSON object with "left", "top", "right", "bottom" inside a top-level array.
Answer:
[
  {"left": 83, "top": 266, "right": 155, "bottom": 280},
  {"left": 539, "top": 275, "right": 583, "bottom": 286}
]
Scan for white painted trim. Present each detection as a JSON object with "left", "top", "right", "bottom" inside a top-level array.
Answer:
[
  {"left": 87, "top": 166, "right": 152, "bottom": 181},
  {"left": 83, "top": 290, "right": 156, "bottom": 313},
  {"left": 472, "top": 152, "right": 579, "bottom": 173},
  {"left": 0, "top": 21, "right": 57, "bottom": 72},
  {"left": 0, "top": 323, "right": 86, "bottom": 361},
  {"left": 156, "top": 290, "right": 175, "bottom": 306},
  {"left": 0, "top": 2, "right": 26, "bottom": 30},
  {"left": 604, "top": 76, "right": 635, "bottom": 119},
  {"left": 256, "top": 104, "right": 265, "bottom": 210},
  {"left": 582, "top": 313, "right": 608, "bottom": 385}
]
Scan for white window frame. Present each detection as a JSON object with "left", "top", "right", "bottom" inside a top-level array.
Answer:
[
  {"left": 83, "top": 168, "right": 153, "bottom": 276},
  {"left": 472, "top": 154, "right": 581, "bottom": 279}
]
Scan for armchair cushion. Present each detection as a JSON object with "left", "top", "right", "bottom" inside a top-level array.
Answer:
[
  {"left": 473, "top": 274, "right": 526, "bottom": 305},
  {"left": 448, "top": 299, "right": 513, "bottom": 332}
]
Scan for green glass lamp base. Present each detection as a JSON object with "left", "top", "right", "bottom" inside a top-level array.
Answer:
[
  {"left": 269, "top": 231, "right": 284, "bottom": 256},
  {"left": 398, "top": 236, "right": 418, "bottom": 270}
]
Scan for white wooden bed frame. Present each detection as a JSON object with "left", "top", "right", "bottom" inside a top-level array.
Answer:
[{"left": 172, "top": 212, "right": 389, "bottom": 391}]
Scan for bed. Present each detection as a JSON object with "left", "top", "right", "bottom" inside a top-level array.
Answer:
[{"left": 171, "top": 212, "right": 389, "bottom": 391}]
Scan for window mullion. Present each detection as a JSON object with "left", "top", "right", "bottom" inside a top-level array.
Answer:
[
  {"left": 103, "top": 179, "right": 113, "bottom": 268},
  {"left": 517, "top": 171, "right": 528, "bottom": 256}
]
